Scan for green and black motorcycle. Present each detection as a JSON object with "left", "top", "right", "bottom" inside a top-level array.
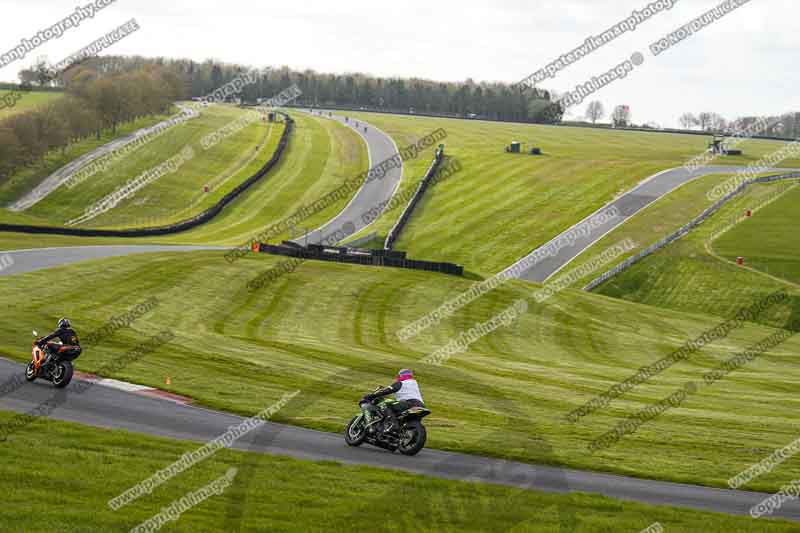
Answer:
[{"left": 345, "top": 390, "right": 431, "bottom": 456}]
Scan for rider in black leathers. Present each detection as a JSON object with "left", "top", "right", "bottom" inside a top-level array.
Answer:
[{"left": 38, "top": 318, "right": 81, "bottom": 367}]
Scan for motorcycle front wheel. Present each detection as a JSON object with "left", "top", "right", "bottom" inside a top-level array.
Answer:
[
  {"left": 25, "top": 362, "right": 37, "bottom": 382},
  {"left": 345, "top": 416, "right": 367, "bottom": 447},
  {"left": 52, "top": 361, "right": 73, "bottom": 389},
  {"left": 398, "top": 420, "right": 427, "bottom": 456}
]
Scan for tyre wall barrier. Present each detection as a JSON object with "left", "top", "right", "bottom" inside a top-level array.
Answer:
[
  {"left": 583, "top": 172, "right": 800, "bottom": 292},
  {"left": 257, "top": 242, "right": 463, "bottom": 277},
  {"left": 384, "top": 147, "right": 444, "bottom": 250},
  {"left": 0, "top": 113, "right": 294, "bottom": 237}
]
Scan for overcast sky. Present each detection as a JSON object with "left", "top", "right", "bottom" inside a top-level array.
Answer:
[{"left": 2, "top": 0, "right": 797, "bottom": 127}]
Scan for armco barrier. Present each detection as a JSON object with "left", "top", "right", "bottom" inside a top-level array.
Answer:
[
  {"left": 258, "top": 242, "right": 463, "bottom": 277},
  {"left": 0, "top": 113, "right": 294, "bottom": 237},
  {"left": 384, "top": 147, "right": 444, "bottom": 250},
  {"left": 584, "top": 172, "right": 800, "bottom": 291}
]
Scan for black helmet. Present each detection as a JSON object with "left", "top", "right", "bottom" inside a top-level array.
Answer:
[{"left": 58, "top": 318, "right": 71, "bottom": 329}]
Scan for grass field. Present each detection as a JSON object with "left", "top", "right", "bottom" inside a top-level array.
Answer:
[
  {"left": 2, "top": 412, "right": 793, "bottom": 532},
  {"left": 715, "top": 185, "right": 800, "bottom": 286},
  {"left": 343, "top": 112, "right": 800, "bottom": 275},
  {"left": 2, "top": 251, "right": 800, "bottom": 494},
  {"left": 140, "top": 111, "right": 368, "bottom": 246},
  {"left": 10, "top": 105, "right": 279, "bottom": 228},
  {"left": 0, "top": 89, "right": 61, "bottom": 120},
  {"left": 90, "top": 112, "right": 286, "bottom": 231},
  {"left": 4, "top": 111, "right": 800, "bottom": 520},
  {"left": 594, "top": 179, "right": 800, "bottom": 327},
  {"left": 562, "top": 170, "right": 785, "bottom": 284},
  {"left": 9, "top": 110, "right": 795, "bottom": 260},
  {"left": 0, "top": 110, "right": 368, "bottom": 252},
  {"left": 0, "top": 112, "right": 171, "bottom": 207}
]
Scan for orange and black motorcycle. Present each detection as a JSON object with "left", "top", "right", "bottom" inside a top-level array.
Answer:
[{"left": 25, "top": 330, "right": 81, "bottom": 388}]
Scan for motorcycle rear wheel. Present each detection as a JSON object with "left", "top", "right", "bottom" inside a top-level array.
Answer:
[
  {"left": 398, "top": 420, "right": 426, "bottom": 456},
  {"left": 53, "top": 361, "right": 73, "bottom": 388},
  {"left": 345, "top": 416, "right": 367, "bottom": 447}
]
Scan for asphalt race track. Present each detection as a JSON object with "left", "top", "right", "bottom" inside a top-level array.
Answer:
[
  {"left": 503, "top": 165, "right": 800, "bottom": 283},
  {"left": 0, "top": 245, "right": 224, "bottom": 277},
  {"left": 291, "top": 109, "right": 404, "bottom": 246},
  {"left": 1, "top": 357, "right": 798, "bottom": 521}
]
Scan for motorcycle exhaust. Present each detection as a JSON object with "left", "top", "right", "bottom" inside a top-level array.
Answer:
[{"left": 367, "top": 437, "right": 397, "bottom": 452}]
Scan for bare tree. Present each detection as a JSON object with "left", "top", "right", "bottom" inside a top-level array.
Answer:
[
  {"left": 18, "top": 68, "right": 37, "bottom": 87},
  {"left": 585, "top": 101, "right": 605, "bottom": 124},
  {"left": 679, "top": 113, "right": 698, "bottom": 130},
  {"left": 32, "top": 56, "right": 56, "bottom": 87},
  {"left": 709, "top": 113, "right": 727, "bottom": 132},
  {"left": 698, "top": 112, "right": 713, "bottom": 131},
  {"left": 611, "top": 105, "right": 631, "bottom": 128}
]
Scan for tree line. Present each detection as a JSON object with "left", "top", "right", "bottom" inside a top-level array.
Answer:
[
  {"left": 581, "top": 99, "right": 799, "bottom": 138},
  {"left": 8, "top": 53, "right": 796, "bottom": 190},
  {"left": 181, "top": 58, "right": 563, "bottom": 123},
  {"left": 678, "top": 111, "right": 800, "bottom": 137},
  {"left": 1, "top": 55, "right": 564, "bottom": 187},
  {"left": 20, "top": 55, "right": 565, "bottom": 124},
  {"left": 0, "top": 60, "right": 183, "bottom": 184}
]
